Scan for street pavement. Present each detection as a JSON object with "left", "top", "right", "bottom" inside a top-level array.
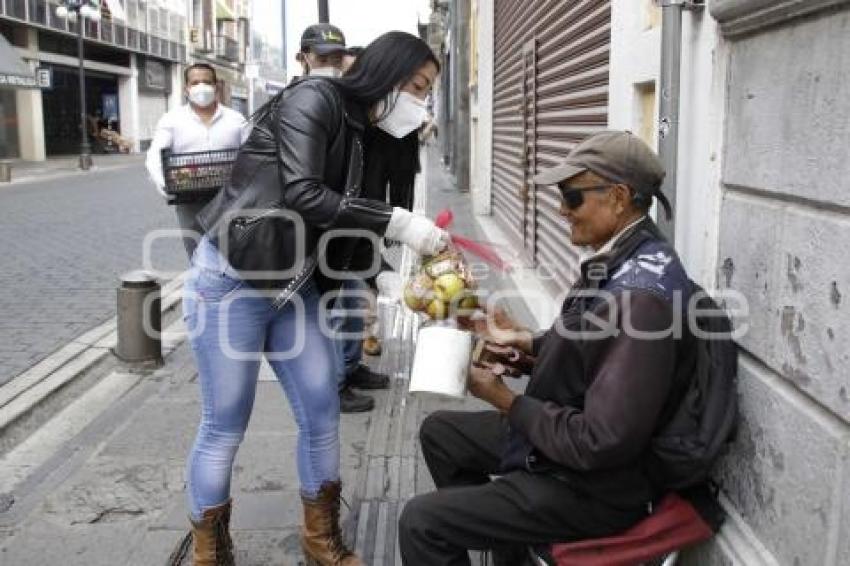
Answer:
[
  {"left": 0, "top": 158, "right": 186, "bottom": 386},
  {"left": 0, "top": 147, "right": 536, "bottom": 565}
]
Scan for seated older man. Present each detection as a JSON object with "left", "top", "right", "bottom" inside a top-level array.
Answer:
[{"left": 398, "top": 131, "right": 697, "bottom": 565}]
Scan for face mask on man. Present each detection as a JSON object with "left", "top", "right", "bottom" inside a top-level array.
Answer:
[
  {"left": 187, "top": 83, "right": 216, "bottom": 107},
  {"left": 375, "top": 89, "right": 428, "bottom": 139},
  {"left": 309, "top": 66, "right": 342, "bottom": 78}
]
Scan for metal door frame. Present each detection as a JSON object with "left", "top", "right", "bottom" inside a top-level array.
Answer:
[{"left": 520, "top": 37, "right": 538, "bottom": 267}]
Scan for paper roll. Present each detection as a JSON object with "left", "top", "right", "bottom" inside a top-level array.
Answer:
[{"left": 409, "top": 326, "right": 473, "bottom": 399}]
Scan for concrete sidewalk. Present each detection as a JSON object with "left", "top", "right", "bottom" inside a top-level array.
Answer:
[
  {"left": 1, "top": 153, "right": 145, "bottom": 186},
  {"left": 0, "top": 147, "right": 534, "bottom": 565}
]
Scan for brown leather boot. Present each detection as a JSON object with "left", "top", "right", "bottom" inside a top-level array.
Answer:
[
  {"left": 190, "top": 499, "right": 235, "bottom": 566},
  {"left": 301, "top": 481, "right": 362, "bottom": 565}
]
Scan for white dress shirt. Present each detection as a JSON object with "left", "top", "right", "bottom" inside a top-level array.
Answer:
[{"left": 145, "top": 103, "right": 251, "bottom": 195}]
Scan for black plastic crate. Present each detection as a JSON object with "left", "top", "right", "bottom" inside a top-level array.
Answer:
[{"left": 161, "top": 148, "right": 238, "bottom": 204}]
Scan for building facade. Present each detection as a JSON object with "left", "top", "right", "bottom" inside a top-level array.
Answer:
[
  {"left": 608, "top": 2, "right": 850, "bottom": 561},
  {"left": 185, "top": 0, "right": 251, "bottom": 117},
  {"left": 461, "top": 0, "right": 850, "bottom": 563},
  {"left": 0, "top": 0, "right": 261, "bottom": 161},
  {"left": 0, "top": 0, "right": 189, "bottom": 159}
]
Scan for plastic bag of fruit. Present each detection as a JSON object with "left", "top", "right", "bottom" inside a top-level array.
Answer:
[{"left": 403, "top": 247, "right": 479, "bottom": 320}]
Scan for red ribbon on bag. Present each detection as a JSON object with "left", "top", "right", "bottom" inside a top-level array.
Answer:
[{"left": 434, "top": 208, "right": 511, "bottom": 272}]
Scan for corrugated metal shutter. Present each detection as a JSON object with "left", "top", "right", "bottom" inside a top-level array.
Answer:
[
  {"left": 492, "top": 0, "right": 611, "bottom": 291},
  {"left": 138, "top": 92, "right": 168, "bottom": 144},
  {"left": 492, "top": 0, "right": 537, "bottom": 251}
]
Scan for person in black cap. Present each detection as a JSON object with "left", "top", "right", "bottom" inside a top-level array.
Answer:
[
  {"left": 398, "top": 131, "right": 701, "bottom": 564},
  {"left": 296, "top": 26, "right": 392, "bottom": 415},
  {"left": 342, "top": 46, "right": 364, "bottom": 74},
  {"left": 296, "top": 23, "right": 348, "bottom": 78}
]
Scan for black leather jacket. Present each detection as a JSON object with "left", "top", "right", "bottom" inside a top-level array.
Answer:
[{"left": 198, "top": 78, "right": 394, "bottom": 308}]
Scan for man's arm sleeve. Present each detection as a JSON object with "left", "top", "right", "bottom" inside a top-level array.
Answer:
[
  {"left": 145, "top": 116, "right": 172, "bottom": 196},
  {"left": 239, "top": 115, "right": 252, "bottom": 144},
  {"left": 508, "top": 291, "right": 677, "bottom": 471},
  {"left": 531, "top": 330, "right": 549, "bottom": 356}
]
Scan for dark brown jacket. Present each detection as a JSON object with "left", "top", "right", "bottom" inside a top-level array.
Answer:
[{"left": 502, "top": 219, "right": 697, "bottom": 507}]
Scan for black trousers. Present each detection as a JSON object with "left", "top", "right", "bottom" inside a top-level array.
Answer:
[{"left": 398, "top": 410, "right": 647, "bottom": 566}]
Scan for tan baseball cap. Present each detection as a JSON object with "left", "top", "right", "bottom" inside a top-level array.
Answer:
[{"left": 533, "top": 130, "right": 671, "bottom": 218}]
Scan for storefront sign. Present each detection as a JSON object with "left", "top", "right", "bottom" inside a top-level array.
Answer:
[
  {"left": 0, "top": 74, "right": 37, "bottom": 88},
  {"left": 0, "top": 67, "right": 51, "bottom": 89},
  {"left": 35, "top": 67, "right": 52, "bottom": 89},
  {"left": 139, "top": 57, "right": 171, "bottom": 93}
]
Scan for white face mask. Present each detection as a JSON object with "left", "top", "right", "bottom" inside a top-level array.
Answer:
[
  {"left": 375, "top": 90, "right": 429, "bottom": 139},
  {"left": 187, "top": 84, "right": 216, "bottom": 108},
  {"left": 309, "top": 66, "right": 342, "bottom": 78}
]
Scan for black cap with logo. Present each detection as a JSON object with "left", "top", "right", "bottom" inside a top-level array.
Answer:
[{"left": 300, "top": 24, "right": 347, "bottom": 55}]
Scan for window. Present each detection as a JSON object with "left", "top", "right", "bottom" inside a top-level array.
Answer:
[
  {"left": 8, "top": 0, "right": 26, "bottom": 20},
  {"left": 126, "top": 0, "right": 138, "bottom": 30},
  {"left": 46, "top": 1, "right": 66, "bottom": 30},
  {"left": 29, "top": 0, "right": 47, "bottom": 24},
  {"left": 114, "top": 24, "right": 125, "bottom": 46},
  {"left": 159, "top": 7, "right": 168, "bottom": 39},
  {"left": 148, "top": 5, "right": 158, "bottom": 37},
  {"left": 171, "top": 13, "right": 183, "bottom": 43}
]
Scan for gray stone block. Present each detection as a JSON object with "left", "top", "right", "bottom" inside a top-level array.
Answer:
[
  {"left": 723, "top": 7, "right": 850, "bottom": 206},
  {"left": 838, "top": 452, "right": 850, "bottom": 565},
  {"left": 715, "top": 358, "right": 848, "bottom": 566},
  {"left": 718, "top": 192, "right": 850, "bottom": 421}
]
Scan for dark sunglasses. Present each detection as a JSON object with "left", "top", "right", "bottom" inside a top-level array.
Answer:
[{"left": 557, "top": 184, "right": 616, "bottom": 210}]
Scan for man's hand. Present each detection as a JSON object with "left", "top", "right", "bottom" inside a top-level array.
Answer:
[
  {"left": 477, "top": 342, "right": 536, "bottom": 376},
  {"left": 458, "top": 307, "right": 534, "bottom": 354},
  {"left": 468, "top": 363, "right": 517, "bottom": 413}
]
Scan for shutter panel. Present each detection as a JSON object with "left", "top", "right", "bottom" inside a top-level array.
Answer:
[{"left": 492, "top": 0, "right": 611, "bottom": 291}]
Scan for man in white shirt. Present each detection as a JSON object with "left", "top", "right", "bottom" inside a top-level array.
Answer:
[{"left": 145, "top": 63, "right": 249, "bottom": 258}]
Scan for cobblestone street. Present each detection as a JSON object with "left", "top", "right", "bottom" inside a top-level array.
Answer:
[{"left": 0, "top": 159, "right": 185, "bottom": 385}]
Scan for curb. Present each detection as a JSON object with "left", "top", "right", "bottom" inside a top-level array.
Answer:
[
  {"left": 0, "top": 159, "right": 146, "bottom": 188},
  {"left": 0, "top": 274, "right": 187, "bottom": 451}
]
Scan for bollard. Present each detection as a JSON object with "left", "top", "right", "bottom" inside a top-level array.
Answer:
[
  {"left": 115, "top": 270, "right": 163, "bottom": 366},
  {"left": 0, "top": 162, "right": 11, "bottom": 183}
]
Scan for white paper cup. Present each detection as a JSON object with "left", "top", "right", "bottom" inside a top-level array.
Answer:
[{"left": 409, "top": 326, "right": 473, "bottom": 399}]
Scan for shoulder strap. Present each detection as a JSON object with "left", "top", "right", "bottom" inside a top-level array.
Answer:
[{"left": 269, "top": 81, "right": 364, "bottom": 199}]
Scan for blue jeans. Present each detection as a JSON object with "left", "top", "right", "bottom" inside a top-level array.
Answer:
[
  {"left": 330, "top": 278, "right": 372, "bottom": 389},
  {"left": 183, "top": 238, "right": 341, "bottom": 519}
]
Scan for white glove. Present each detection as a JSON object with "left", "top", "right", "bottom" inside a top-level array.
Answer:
[{"left": 384, "top": 207, "right": 450, "bottom": 256}]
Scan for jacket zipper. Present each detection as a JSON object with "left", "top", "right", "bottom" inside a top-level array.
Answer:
[{"left": 270, "top": 254, "right": 318, "bottom": 310}]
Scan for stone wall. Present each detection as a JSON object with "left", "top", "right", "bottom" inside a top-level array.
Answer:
[{"left": 709, "top": 1, "right": 850, "bottom": 564}]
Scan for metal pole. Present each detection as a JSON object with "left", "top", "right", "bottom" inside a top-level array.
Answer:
[
  {"left": 657, "top": 2, "right": 682, "bottom": 242},
  {"left": 77, "top": 11, "right": 92, "bottom": 170},
  {"left": 317, "top": 0, "right": 329, "bottom": 23},
  {"left": 656, "top": 0, "right": 704, "bottom": 242},
  {"left": 453, "top": 0, "right": 471, "bottom": 192}
]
